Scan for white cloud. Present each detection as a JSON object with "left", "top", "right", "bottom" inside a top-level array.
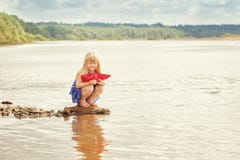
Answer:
[
  {"left": 0, "top": 0, "right": 18, "bottom": 12},
  {"left": 0, "top": 0, "right": 239, "bottom": 24},
  {"left": 199, "top": 0, "right": 231, "bottom": 6}
]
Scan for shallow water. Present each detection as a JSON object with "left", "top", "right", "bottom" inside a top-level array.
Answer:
[{"left": 0, "top": 40, "right": 240, "bottom": 160}]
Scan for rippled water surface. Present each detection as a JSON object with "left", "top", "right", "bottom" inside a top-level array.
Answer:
[{"left": 0, "top": 41, "right": 240, "bottom": 160}]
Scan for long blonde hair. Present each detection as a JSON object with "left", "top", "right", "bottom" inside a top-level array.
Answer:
[{"left": 77, "top": 51, "right": 101, "bottom": 76}]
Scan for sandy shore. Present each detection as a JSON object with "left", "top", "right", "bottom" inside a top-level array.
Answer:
[{"left": 1, "top": 37, "right": 240, "bottom": 47}]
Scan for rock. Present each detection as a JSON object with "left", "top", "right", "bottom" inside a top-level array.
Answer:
[
  {"left": 39, "top": 112, "right": 48, "bottom": 117},
  {"left": 1, "top": 101, "right": 13, "bottom": 104},
  {"left": 0, "top": 101, "right": 110, "bottom": 119},
  {"left": 63, "top": 106, "right": 110, "bottom": 115}
]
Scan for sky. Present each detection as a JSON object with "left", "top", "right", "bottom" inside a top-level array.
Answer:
[{"left": 0, "top": 0, "right": 240, "bottom": 25}]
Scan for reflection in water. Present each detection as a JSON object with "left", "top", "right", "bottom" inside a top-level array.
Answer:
[{"left": 72, "top": 115, "right": 106, "bottom": 160}]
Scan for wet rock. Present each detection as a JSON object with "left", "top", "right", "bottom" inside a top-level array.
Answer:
[
  {"left": 0, "top": 101, "right": 110, "bottom": 119},
  {"left": 63, "top": 106, "right": 110, "bottom": 115},
  {"left": 1, "top": 101, "right": 13, "bottom": 104}
]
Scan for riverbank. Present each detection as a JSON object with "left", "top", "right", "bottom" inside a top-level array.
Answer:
[
  {"left": 1, "top": 37, "right": 240, "bottom": 47},
  {"left": 174, "top": 37, "right": 240, "bottom": 41},
  {"left": 2, "top": 12, "right": 240, "bottom": 46}
]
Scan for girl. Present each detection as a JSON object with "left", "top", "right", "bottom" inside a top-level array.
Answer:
[{"left": 70, "top": 52, "right": 105, "bottom": 108}]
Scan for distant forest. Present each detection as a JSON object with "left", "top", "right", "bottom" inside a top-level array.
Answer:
[
  {"left": 1, "top": 12, "right": 240, "bottom": 44},
  {"left": 171, "top": 25, "right": 240, "bottom": 38}
]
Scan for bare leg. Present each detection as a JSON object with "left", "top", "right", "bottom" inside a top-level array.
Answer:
[
  {"left": 79, "top": 86, "right": 94, "bottom": 108},
  {"left": 87, "top": 85, "right": 104, "bottom": 107}
]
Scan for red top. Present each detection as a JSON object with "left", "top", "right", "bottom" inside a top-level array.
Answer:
[{"left": 81, "top": 72, "right": 111, "bottom": 82}]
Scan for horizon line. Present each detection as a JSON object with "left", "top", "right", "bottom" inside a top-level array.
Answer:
[
  {"left": 26, "top": 21, "right": 240, "bottom": 26},
  {"left": 2, "top": 11, "right": 240, "bottom": 26}
]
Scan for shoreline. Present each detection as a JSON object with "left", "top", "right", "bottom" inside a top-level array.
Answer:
[
  {"left": 1, "top": 37, "right": 240, "bottom": 46},
  {"left": 175, "top": 37, "right": 240, "bottom": 41}
]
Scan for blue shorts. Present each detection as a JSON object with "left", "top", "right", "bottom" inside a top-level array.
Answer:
[{"left": 69, "top": 80, "right": 99, "bottom": 104}]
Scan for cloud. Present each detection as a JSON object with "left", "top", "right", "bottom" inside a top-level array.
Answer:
[
  {"left": 200, "top": 0, "right": 231, "bottom": 6},
  {"left": 0, "top": 0, "right": 18, "bottom": 12},
  {"left": 61, "top": 0, "right": 88, "bottom": 9},
  {"left": 15, "top": 0, "right": 61, "bottom": 10},
  {"left": 0, "top": 0, "right": 239, "bottom": 24}
]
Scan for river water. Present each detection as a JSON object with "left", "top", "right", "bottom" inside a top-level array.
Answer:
[{"left": 0, "top": 40, "right": 240, "bottom": 160}]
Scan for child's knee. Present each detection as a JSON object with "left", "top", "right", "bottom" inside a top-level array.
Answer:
[
  {"left": 96, "top": 85, "right": 104, "bottom": 92},
  {"left": 82, "top": 85, "right": 94, "bottom": 93}
]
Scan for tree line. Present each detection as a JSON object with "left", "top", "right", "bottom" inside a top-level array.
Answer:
[
  {"left": 0, "top": 12, "right": 45, "bottom": 44},
  {"left": 171, "top": 24, "right": 240, "bottom": 38},
  {"left": 24, "top": 22, "right": 184, "bottom": 40},
  {"left": 1, "top": 12, "right": 240, "bottom": 45}
]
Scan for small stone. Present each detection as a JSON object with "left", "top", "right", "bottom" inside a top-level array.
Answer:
[
  {"left": 1, "top": 101, "right": 13, "bottom": 104},
  {"left": 39, "top": 112, "right": 48, "bottom": 117},
  {"left": 2, "top": 111, "right": 9, "bottom": 117},
  {"left": 21, "top": 114, "right": 28, "bottom": 119},
  {"left": 34, "top": 113, "right": 40, "bottom": 118}
]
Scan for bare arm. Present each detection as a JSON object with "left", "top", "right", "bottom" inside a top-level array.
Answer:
[
  {"left": 75, "top": 72, "right": 97, "bottom": 88},
  {"left": 97, "top": 79, "right": 105, "bottom": 86},
  {"left": 76, "top": 72, "right": 90, "bottom": 88}
]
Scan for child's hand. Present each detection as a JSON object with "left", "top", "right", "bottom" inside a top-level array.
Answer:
[
  {"left": 89, "top": 80, "right": 97, "bottom": 85},
  {"left": 97, "top": 79, "right": 105, "bottom": 86}
]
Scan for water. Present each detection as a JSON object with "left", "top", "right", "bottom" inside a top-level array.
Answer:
[{"left": 0, "top": 40, "right": 240, "bottom": 160}]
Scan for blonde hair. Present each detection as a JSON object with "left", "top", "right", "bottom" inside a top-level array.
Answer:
[{"left": 77, "top": 51, "right": 101, "bottom": 76}]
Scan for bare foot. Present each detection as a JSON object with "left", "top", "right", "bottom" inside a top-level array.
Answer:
[
  {"left": 64, "top": 107, "right": 71, "bottom": 114},
  {"left": 87, "top": 100, "right": 99, "bottom": 107},
  {"left": 79, "top": 100, "right": 91, "bottom": 108}
]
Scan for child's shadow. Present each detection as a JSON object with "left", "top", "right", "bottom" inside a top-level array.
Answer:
[{"left": 71, "top": 114, "right": 106, "bottom": 160}]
